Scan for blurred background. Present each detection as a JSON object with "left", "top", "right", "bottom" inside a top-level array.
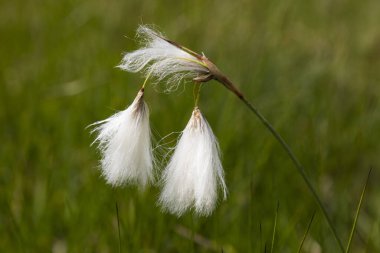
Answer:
[{"left": 1, "top": 0, "right": 379, "bottom": 252}]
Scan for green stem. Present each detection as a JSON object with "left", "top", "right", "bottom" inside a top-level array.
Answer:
[
  {"left": 193, "top": 82, "right": 201, "bottom": 107},
  {"left": 240, "top": 96, "right": 344, "bottom": 252},
  {"left": 270, "top": 202, "right": 279, "bottom": 253},
  {"left": 115, "top": 202, "right": 122, "bottom": 253},
  {"left": 211, "top": 69, "right": 344, "bottom": 252},
  {"left": 141, "top": 70, "right": 152, "bottom": 89},
  {"left": 345, "top": 168, "right": 371, "bottom": 253},
  {"left": 297, "top": 211, "right": 316, "bottom": 253}
]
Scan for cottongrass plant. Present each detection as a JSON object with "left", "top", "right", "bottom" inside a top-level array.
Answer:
[
  {"left": 91, "top": 24, "right": 347, "bottom": 250},
  {"left": 91, "top": 88, "right": 153, "bottom": 188},
  {"left": 159, "top": 107, "right": 227, "bottom": 216}
]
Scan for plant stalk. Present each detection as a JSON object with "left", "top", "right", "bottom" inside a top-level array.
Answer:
[
  {"left": 298, "top": 211, "right": 316, "bottom": 253},
  {"left": 210, "top": 68, "right": 344, "bottom": 252},
  {"left": 345, "top": 168, "right": 371, "bottom": 253}
]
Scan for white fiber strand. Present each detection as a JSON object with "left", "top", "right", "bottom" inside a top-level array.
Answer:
[
  {"left": 118, "top": 25, "right": 209, "bottom": 90},
  {"left": 91, "top": 89, "right": 154, "bottom": 188},
  {"left": 159, "top": 108, "right": 227, "bottom": 216}
]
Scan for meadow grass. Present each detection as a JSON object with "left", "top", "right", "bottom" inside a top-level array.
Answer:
[{"left": 1, "top": 0, "right": 380, "bottom": 252}]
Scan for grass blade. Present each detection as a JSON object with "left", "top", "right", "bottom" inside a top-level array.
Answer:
[
  {"left": 345, "top": 168, "right": 371, "bottom": 253},
  {"left": 260, "top": 222, "right": 263, "bottom": 253},
  {"left": 116, "top": 202, "right": 122, "bottom": 253},
  {"left": 270, "top": 202, "right": 279, "bottom": 253},
  {"left": 297, "top": 211, "right": 316, "bottom": 253}
]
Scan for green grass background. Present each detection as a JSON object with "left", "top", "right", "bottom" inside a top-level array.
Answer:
[{"left": 1, "top": 0, "right": 380, "bottom": 252}]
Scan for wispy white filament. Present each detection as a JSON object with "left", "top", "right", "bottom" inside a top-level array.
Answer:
[
  {"left": 118, "top": 25, "right": 209, "bottom": 91},
  {"left": 159, "top": 108, "right": 227, "bottom": 216},
  {"left": 91, "top": 89, "right": 153, "bottom": 188}
]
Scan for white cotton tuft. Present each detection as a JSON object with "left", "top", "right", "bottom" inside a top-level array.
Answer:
[
  {"left": 159, "top": 107, "right": 227, "bottom": 216},
  {"left": 118, "top": 25, "right": 209, "bottom": 91},
  {"left": 91, "top": 89, "right": 154, "bottom": 188}
]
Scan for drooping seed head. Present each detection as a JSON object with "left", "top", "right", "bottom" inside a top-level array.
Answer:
[
  {"left": 91, "top": 89, "right": 154, "bottom": 188},
  {"left": 118, "top": 25, "right": 210, "bottom": 91},
  {"left": 159, "top": 107, "right": 227, "bottom": 216}
]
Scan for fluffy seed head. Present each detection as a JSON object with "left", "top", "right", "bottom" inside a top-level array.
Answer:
[
  {"left": 118, "top": 25, "right": 209, "bottom": 91},
  {"left": 91, "top": 89, "right": 154, "bottom": 188},
  {"left": 159, "top": 107, "right": 227, "bottom": 216}
]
